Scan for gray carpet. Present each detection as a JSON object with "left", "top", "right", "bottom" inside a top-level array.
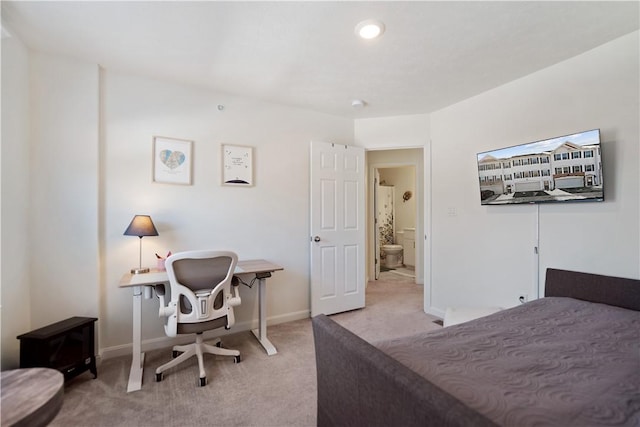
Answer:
[{"left": 50, "top": 273, "right": 441, "bottom": 426}]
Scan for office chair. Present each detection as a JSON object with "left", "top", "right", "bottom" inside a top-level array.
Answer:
[{"left": 155, "top": 250, "right": 242, "bottom": 386}]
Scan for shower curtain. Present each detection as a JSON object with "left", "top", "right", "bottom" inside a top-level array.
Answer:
[{"left": 378, "top": 185, "right": 394, "bottom": 247}]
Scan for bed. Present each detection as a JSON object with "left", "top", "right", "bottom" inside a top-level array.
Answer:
[{"left": 312, "top": 268, "right": 640, "bottom": 426}]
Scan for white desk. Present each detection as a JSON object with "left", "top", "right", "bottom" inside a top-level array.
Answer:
[{"left": 119, "top": 259, "right": 283, "bottom": 392}]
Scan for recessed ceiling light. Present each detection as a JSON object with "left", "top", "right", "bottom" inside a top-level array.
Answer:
[{"left": 355, "top": 19, "right": 385, "bottom": 40}]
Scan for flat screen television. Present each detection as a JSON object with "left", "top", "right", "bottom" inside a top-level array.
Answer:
[{"left": 477, "top": 129, "right": 603, "bottom": 205}]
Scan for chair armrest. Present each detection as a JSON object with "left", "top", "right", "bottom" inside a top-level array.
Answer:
[
  {"left": 228, "top": 282, "right": 241, "bottom": 307},
  {"left": 156, "top": 284, "right": 176, "bottom": 317}
]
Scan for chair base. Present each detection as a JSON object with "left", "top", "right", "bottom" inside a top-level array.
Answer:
[{"left": 155, "top": 333, "right": 240, "bottom": 386}]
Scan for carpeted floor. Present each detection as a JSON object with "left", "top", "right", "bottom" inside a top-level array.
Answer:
[{"left": 50, "top": 273, "right": 441, "bottom": 427}]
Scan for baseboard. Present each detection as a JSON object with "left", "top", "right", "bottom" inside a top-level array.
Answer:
[
  {"left": 99, "top": 310, "right": 310, "bottom": 360},
  {"left": 425, "top": 306, "right": 445, "bottom": 319},
  {"left": 262, "top": 309, "right": 309, "bottom": 326}
]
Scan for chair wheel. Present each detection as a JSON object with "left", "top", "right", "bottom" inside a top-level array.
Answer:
[
  {"left": 234, "top": 355, "right": 241, "bottom": 363},
  {"left": 172, "top": 350, "right": 179, "bottom": 358},
  {"left": 156, "top": 372, "right": 163, "bottom": 382},
  {"left": 199, "top": 377, "right": 207, "bottom": 387}
]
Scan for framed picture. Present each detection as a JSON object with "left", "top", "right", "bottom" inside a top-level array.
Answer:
[
  {"left": 221, "top": 144, "right": 253, "bottom": 186},
  {"left": 153, "top": 136, "right": 193, "bottom": 185}
]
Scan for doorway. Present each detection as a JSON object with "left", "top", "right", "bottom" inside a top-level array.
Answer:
[
  {"left": 367, "top": 148, "right": 424, "bottom": 287},
  {"left": 376, "top": 166, "right": 416, "bottom": 280}
]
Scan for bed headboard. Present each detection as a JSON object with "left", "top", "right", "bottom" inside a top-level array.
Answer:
[{"left": 545, "top": 268, "right": 640, "bottom": 311}]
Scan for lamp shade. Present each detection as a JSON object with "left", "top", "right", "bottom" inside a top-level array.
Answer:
[{"left": 123, "top": 215, "right": 159, "bottom": 237}]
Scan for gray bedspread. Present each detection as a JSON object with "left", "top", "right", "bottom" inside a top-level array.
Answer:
[{"left": 375, "top": 297, "right": 640, "bottom": 426}]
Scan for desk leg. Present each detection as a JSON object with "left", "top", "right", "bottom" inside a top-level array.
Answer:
[
  {"left": 251, "top": 277, "right": 277, "bottom": 355},
  {"left": 127, "top": 285, "right": 145, "bottom": 392}
]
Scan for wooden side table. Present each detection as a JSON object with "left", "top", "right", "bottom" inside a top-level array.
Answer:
[{"left": 1, "top": 368, "right": 64, "bottom": 427}]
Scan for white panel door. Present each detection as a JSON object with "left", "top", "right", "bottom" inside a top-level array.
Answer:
[
  {"left": 374, "top": 169, "right": 381, "bottom": 280},
  {"left": 310, "top": 141, "right": 365, "bottom": 316}
]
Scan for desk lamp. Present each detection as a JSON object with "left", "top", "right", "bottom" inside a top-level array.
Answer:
[{"left": 124, "top": 215, "right": 159, "bottom": 274}]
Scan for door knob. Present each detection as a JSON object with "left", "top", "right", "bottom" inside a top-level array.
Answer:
[{"left": 313, "top": 236, "right": 321, "bottom": 242}]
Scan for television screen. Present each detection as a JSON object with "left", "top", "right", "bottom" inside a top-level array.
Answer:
[{"left": 477, "top": 129, "right": 603, "bottom": 205}]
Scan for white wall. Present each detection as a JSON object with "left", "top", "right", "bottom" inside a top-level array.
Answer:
[
  {"left": 29, "top": 53, "right": 100, "bottom": 327},
  {"left": 428, "top": 31, "right": 640, "bottom": 315},
  {"left": 100, "top": 71, "right": 353, "bottom": 354},
  {"left": 2, "top": 40, "right": 100, "bottom": 369},
  {"left": 355, "top": 114, "right": 429, "bottom": 149},
  {"left": 1, "top": 27, "right": 31, "bottom": 369}
]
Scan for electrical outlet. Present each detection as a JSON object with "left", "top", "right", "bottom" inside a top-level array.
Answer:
[{"left": 518, "top": 294, "right": 528, "bottom": 304}]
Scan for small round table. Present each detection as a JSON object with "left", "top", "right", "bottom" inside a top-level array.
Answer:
[{"left": 1, "top": 368, "right": 64, "bottom": 427}]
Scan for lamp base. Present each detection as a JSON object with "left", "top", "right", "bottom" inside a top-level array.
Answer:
[{"left": 131, "top": 267, "right": 150, "bottom": 274}]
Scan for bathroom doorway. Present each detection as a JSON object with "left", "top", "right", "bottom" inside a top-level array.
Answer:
[{"left": 367, "top": 148, "right": 423, "bottom": 286}]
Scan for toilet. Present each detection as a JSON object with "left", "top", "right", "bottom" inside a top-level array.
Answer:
[{"left": 381, "top": 244, "right": 403, "bottom": 268}]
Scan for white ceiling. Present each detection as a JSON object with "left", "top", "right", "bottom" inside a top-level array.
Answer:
[{"left": 2, "top": 1, "right": 638, "bottom": 119}]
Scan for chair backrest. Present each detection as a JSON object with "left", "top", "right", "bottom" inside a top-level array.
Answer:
[{"left": 163, "top": 250, "right": 239, "bottom": 337}]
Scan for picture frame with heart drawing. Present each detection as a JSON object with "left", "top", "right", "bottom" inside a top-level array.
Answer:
[{"left": 153, "top": 136, "right": 193, "bottom": 185}]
